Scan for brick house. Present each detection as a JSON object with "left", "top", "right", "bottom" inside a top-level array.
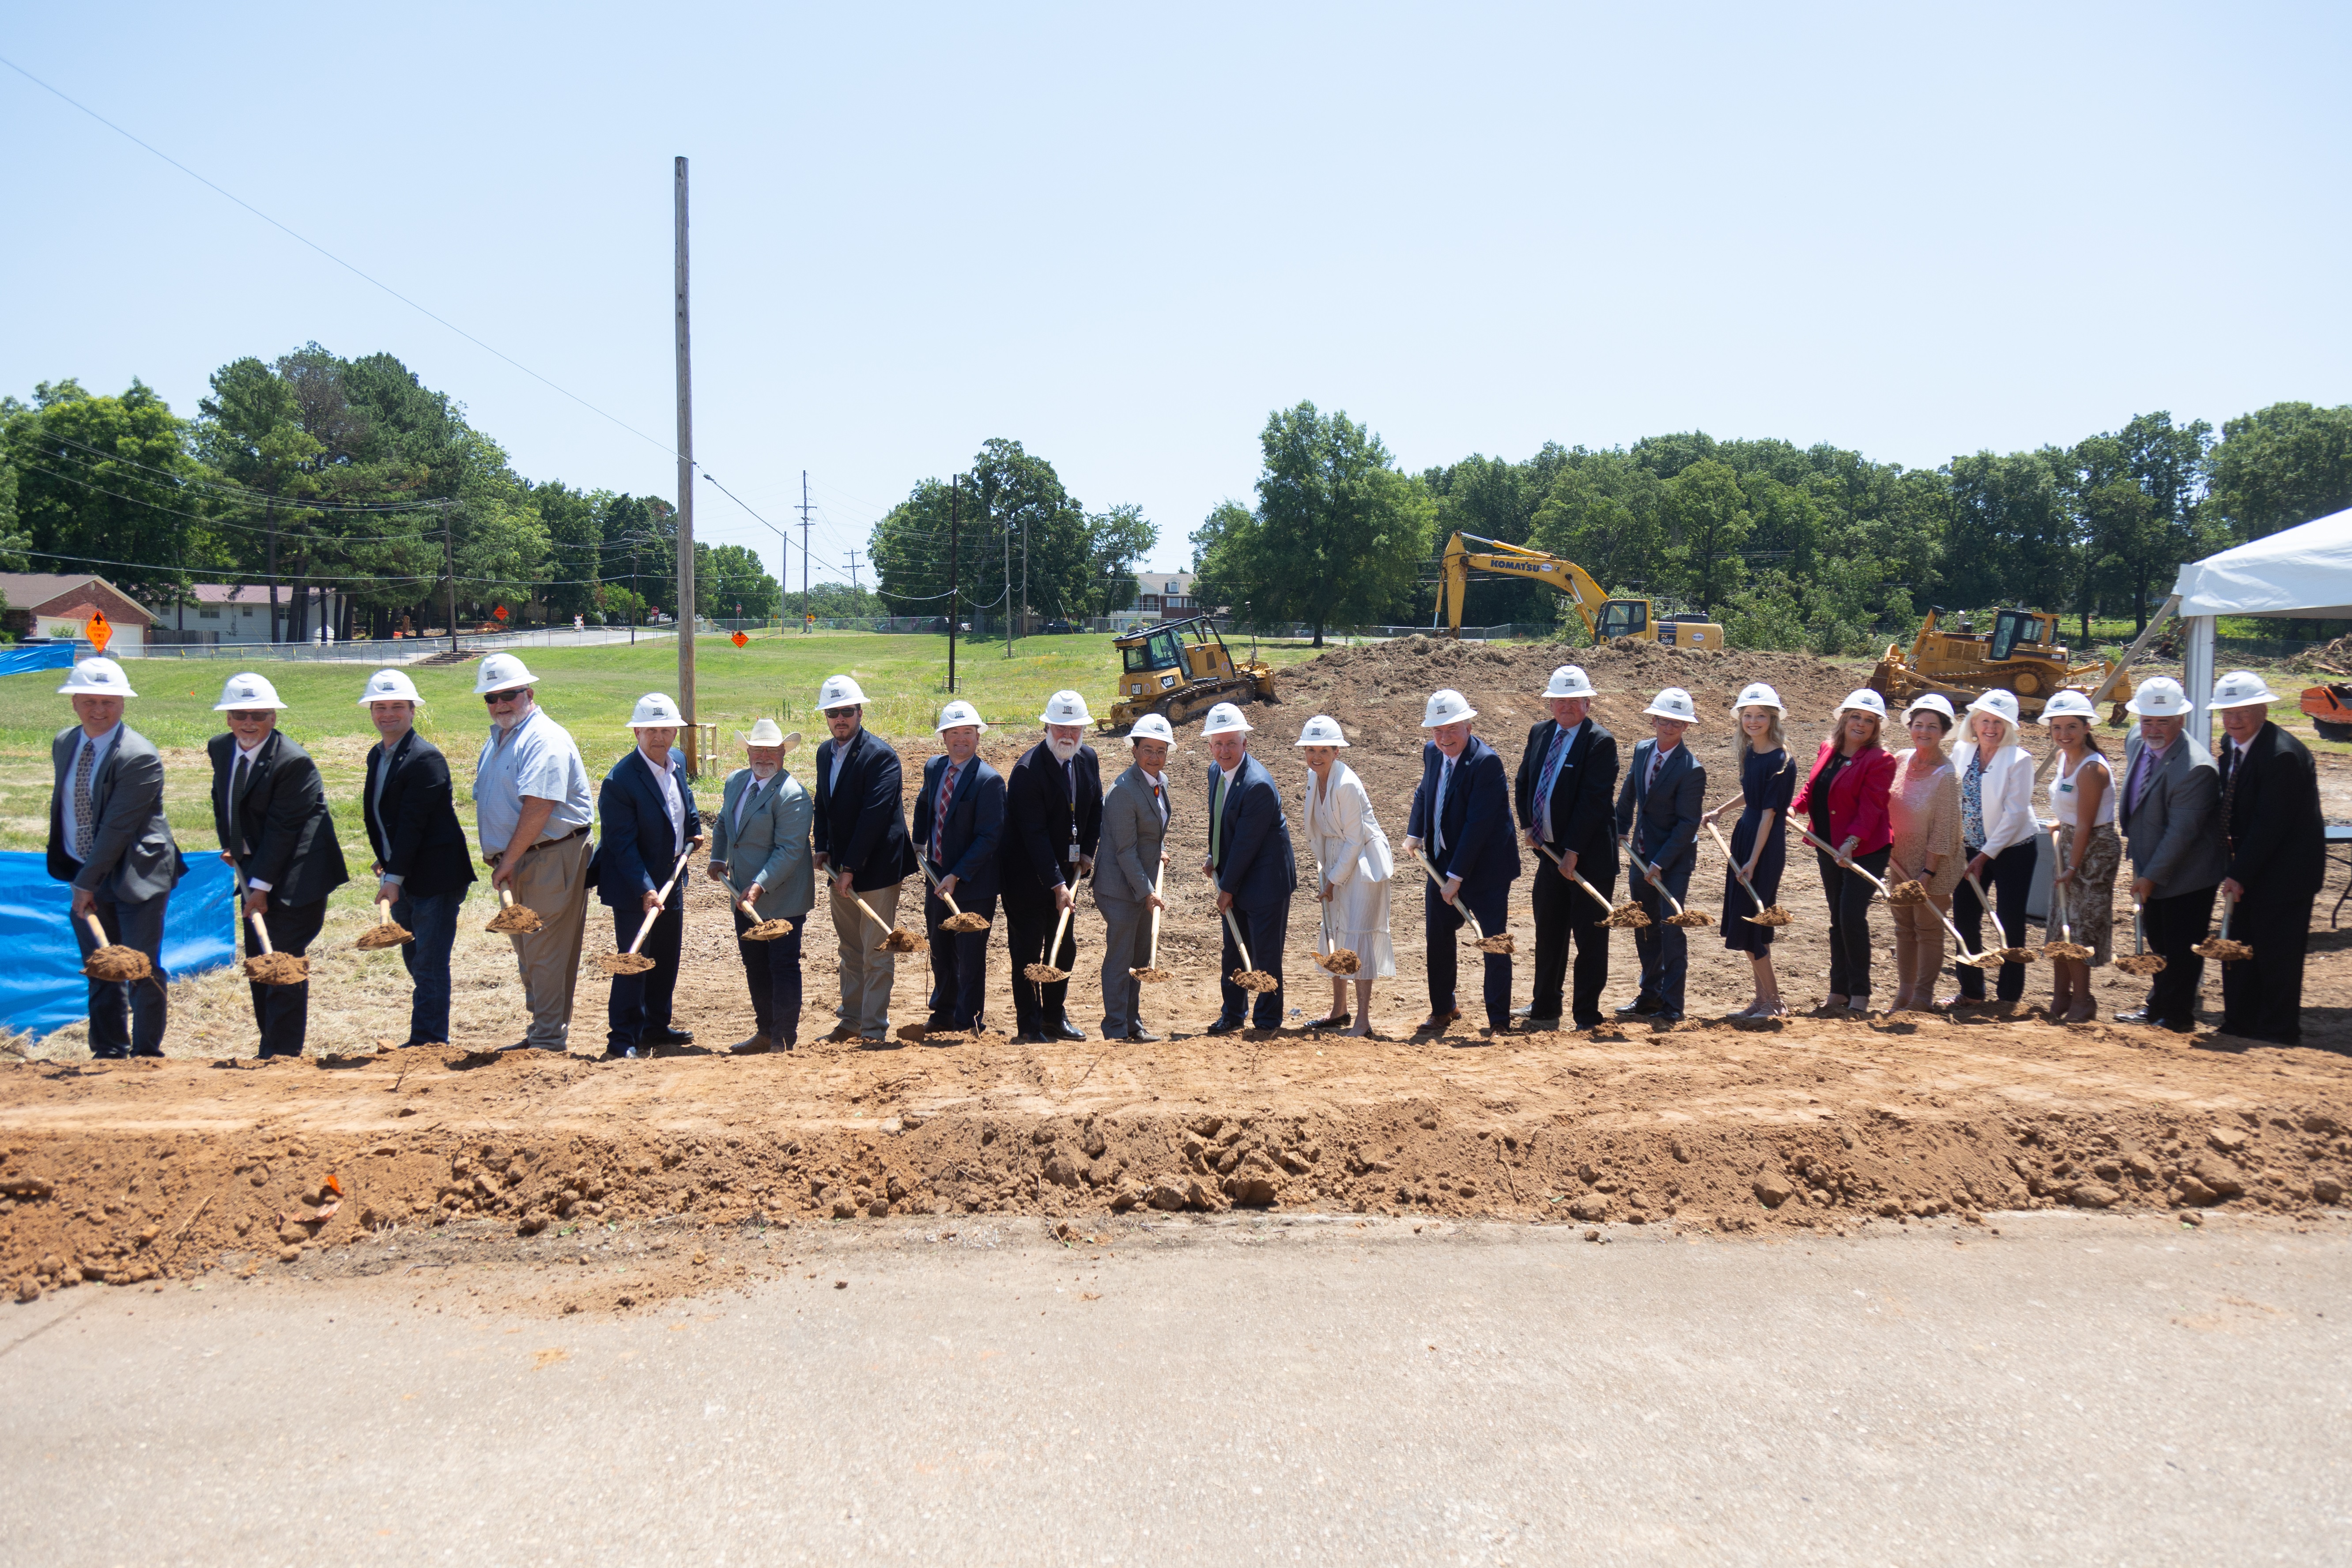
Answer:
[{"left": 0, "top": 574, "right": 156, "bottom": 652}]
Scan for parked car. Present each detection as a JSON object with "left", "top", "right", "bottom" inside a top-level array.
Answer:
[{"left": 1040, "top": 618, "right": 1079, "bottom": 635}]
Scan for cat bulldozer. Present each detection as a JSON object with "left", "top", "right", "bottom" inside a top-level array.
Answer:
[
  {"left": 1106, "top": 614, "right": 1278, "bottom": 730},
  {"left": 1438, "top": 533, "right": 1725, "bottom": 649},
  {"left": 1869, "top": 607, "right": 2133, "bottom": 723}
]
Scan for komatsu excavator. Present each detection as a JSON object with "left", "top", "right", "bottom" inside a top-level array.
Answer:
[{"left": 1437, "top": 533, "right": 1726, "bottom": 649}]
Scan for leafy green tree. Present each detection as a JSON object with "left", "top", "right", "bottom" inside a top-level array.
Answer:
[
  {"left": 1943, "top": 450, "right": 2077, "bottom": 613},
  {"left": 1661, "top": 459, "right": 1752, "bottom": 614},
  {"left": 6, "top": 378, "right": 215, "bottom": 600},
  {"left": 695, "top": 541, "right": 780, "bottom": 619},
  {"left": 2208, "top": 401, "right": 2352, "bottom": 542}
]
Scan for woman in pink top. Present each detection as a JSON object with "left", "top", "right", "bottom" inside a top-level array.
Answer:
[
  {"left": 1888, "top": 695, "right": 1963, "bottom": 1012},
  {"left": 1792, "top": 689, "right": 1898, "bottom": 1015}
]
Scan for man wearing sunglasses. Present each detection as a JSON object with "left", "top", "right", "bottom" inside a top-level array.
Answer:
[
  {"left": 207, "top": 671, "right": 348, "bottom": 1057},
  {"left": 472, "top": 654, "right": 594, "bottom": 1052}
]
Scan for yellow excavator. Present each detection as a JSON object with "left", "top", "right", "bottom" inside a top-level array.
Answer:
[{"left": 1438, "top": 533, "right": 1726, "bottom": 649}]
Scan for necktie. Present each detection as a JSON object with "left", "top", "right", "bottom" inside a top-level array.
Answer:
[
  {"left": 1152, "top": 778, "right": 1166, "bottom": 825},
  {"left": 932, "top": 762, "right": 957, "bottom": 863},
  {"left": 2221, "top": 744, "right": 2239, "bottom": 842},
  {"left": 2126, "top": 745, "right": 2152, "bottom": 816},
  {"left": 72, "top": 737, "right": 95, "bottom": 861},
  {"left": 1532, "top": 725, "right": 1570, "bottom": 839},
  {"left": 736, "top": 775, "right": 765, "bottom": 835},
  {"left": 1435, "top": 758, "right": 1453, "bottom": 853},
  {"left": 1648, "top": 745, "right": 1665, "bottom": 792},
  {"left": 1210, "top": 771, "right": 1226, "bottom": 867}
]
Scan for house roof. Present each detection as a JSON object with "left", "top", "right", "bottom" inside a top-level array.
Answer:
[{"left": 0, "top": 574, "right": 156, "bottom": 626}]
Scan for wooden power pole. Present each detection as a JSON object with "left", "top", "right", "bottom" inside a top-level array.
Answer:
[
  {"left": 948, "top": 475, "right": 959, "bottom": 694},
  {"left": 673, "top": 155, "right": 697, "bottom": 771}
]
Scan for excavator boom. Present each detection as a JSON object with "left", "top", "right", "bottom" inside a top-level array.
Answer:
[{"left": 1438, "top": 532, "right": 1725, "bottom": 650}]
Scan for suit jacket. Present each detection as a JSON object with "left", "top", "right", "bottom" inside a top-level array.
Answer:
[
  {"left": 709, "top": 766, "right": 815, "bottom": 919},
  {"left": 2119, "top": 730, "right": 2226, "bottom": 896},
  {"left": 1614, "top": 738, "right": 1706, "bottom": 873},
  {"left": 1098, "top": 765, "right": 1174, "bottom": 906},
  {"left": 2220, "top": 720, "right": 2325, "bottom": 900},
  {"left": 596, "top": 747, "right": 704, "bottom": 911},
  {"left": 208, "top": 729, "right": 349, "bottom": 907},
  {"left": 363, "top": 731, "right": 476, "bottom": 899},
  {"left": 49, "top": 723, "right": 185, "bottom": 903},
  {"left": 812, "top": 726, "right": 919, "bottom": 893},
  {"left": 1514, "top": 717, "right": 1620, "bottom": 878},
  {"left": 1004, "top": 741, "right": 1103, "bottom": 906},
  {"left": 1407, "top": 735, "right": 1520, "bottom": 892},
  {"left": 912, "top": 754, "right": 1006, "bottom": 903},
  {"left": 1207, "top": 752, "right": 1298, "bottom": 908}
]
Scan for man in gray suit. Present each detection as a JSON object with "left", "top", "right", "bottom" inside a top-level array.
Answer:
[
  {"left": 706, "top": 719, "right": 815, "bottom": 1054},
  {"left": 2114, "top": 676, "right": 2226, "bottom": 1033},
  {"left": 1098, "top": 712, "right": 1176, "bottom": 1042},
  {"left": 48, "top": 657, "right": 185, "bottom": 1058}
]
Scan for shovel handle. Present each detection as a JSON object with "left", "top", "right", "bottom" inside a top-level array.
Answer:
[
  {"left": 376, "top": 898, "right": 394, "bottom": 927},
  {"left": 738, "top": 896, "right": 761, "bottom": 920},
  {"left": 1142, "top": 858, "right": 1167, "bottom": 969},
  {"left": 850, "top": 893, "right": 893, "bottom": 934},
  {"left": 918, "top": 857, "right": 965, "bottom": 919},
  {"left": 246, "top": 901, "right": 273, "bottom": 955},
  {"left": 1784, "top": 812, "right": 1895, "bottom": 900},
  {"left": 1537, "top": 843, "right": 1620, "bottom": 916},
  {"left": 1220, "top": 905, "right": 1254, "bottom": 973},
  {"left": 1046, "top": 898, "right": 1075, "bottom": 970},
  {"left": 1704, "top": 822, "right": 1767, "bottom": 915},
  {"left": 626, "top": 843, "right": 698, "bottom": 957},
  {"left": 81, "top": 911, "right": 110, "bottom": 948},
  {"left": 1409, "top": 847, "right": 1484, "bottom": 940}
]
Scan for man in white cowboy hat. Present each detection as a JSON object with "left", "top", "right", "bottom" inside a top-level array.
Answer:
[
  {"left": 1611, "top": 687, "right": 1706, "bottom": 1022},
  {"left": 707, "top": 718, "right": 816, "bottom": 1053},
  {"left": 1099, "top": 711, "right": 1176, "bottom": 1042},
  {"left": 911, "top": 699, "right": 1006, "bottom": 1035},
  {"left": 2212, "top": 670, "right": 2325, "bottom": 1044},
  {"left": 48, "top": 657, "right": 185, "bottom": 1058},
  {"left": 359, "top": 668, "right": 475, "bottom": 1047},
  {"left": 1513, "top": 664, "right": 1619, "bottom": 1030},
  {"left": 207, "top": 671, "right": 349, "bottom": 1058},
  {"left": 1404, "top": 687, "right": 1520, "bottom": 1035},
  {"left": 596, "top": 694, "right": 706, "bottom": 1058},
  {"left": 1200, "top": 701, "right": 1297, "bottom": 1034},
  {"left": 1003, "top": 689, "right": 1104, "bottom": 1043},
  {"left": 472, "top": 652, "right": 595, "bottom": 1052},
  {"left": 811, "top": 673, "right": 919, "bottom": 1043},
  {"left": 2114, "top": 675, "right": 2225, "bottom": 1033}
]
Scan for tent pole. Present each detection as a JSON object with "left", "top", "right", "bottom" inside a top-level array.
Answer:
[{"left": 2183, "top": 615, "right": 2216, "bottom": 750}]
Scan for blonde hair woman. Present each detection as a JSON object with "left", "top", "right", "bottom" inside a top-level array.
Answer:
[
  {"left": 2042, "top": 690, "right": 2116, "bottom": 1024},
  {"left": 1700, "top": 682, "right": 1794, "bottom": 1018},
  {"left": 1297, "top": 715, "right": 1394, "bottom": 1036},
  {"left": 1888, "top": 695, "right": 1962, "bottom": 1011},
  {"left": 1948, "top": 690, "right": 2040, "bottom": 1009}
]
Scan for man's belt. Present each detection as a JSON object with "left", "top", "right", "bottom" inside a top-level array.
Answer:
[{"left": 485, "top": 824, "right": 587, "bottom": 868}]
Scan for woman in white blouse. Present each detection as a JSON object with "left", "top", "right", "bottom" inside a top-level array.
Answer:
[
  {"left": 1297, "top": 715, "right": 1394, "bottom": 1036},
  {"left": 1947, "top": 689, "right": 2041, "bottom": 1009}
]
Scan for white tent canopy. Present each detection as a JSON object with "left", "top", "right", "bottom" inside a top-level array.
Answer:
[{"left": 2168, "top": 504, "right": 2352, "bottom": 741}]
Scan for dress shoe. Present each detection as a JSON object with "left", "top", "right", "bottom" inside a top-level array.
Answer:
[
  {"left": 729, "top": 1034, "right": 772, "bottom": 1055},
  {"left": 925, "top": 1012, "right": 957, "bottom": 1032},
  {"left": 823, "top": 1023, "right": 859, "bottom": 1043},
  {"left": 1203, "top": 1016, "right": 1245, "bottom": 1036},
  {"left": 1046, "top": 1020, "right": 1087, "bottom": 1042},
  {"left": 646, "top": 1027, "right": 695, "bottom": 1046},
  {"left": 1518, "top": 1015, "right": 1561, "bottom": 1031},
  {"left": 1653, "top": 1009, "right": 1685, "bottom": 1024},
  {"left": 1615, "top": 998, "right": 1663, "bottom": 1018},
  {"left": 602, "top": 1044, "right": 643, "bottom": 1060},
  {"left": 2112, "top": 1007, "right": 2154, "bottom": 1025},
  {"left": 1412, "top": 1009, "right": 1461, "bottom": 1034},
  {"left": 1125, "top": 1028, "right": 1161, "bottom": 1043},
  {"left": 1511, "top": 1002, "right": 1535, "bottom": 1017}
]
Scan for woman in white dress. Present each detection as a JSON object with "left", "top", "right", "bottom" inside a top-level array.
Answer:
[{"left": 1297, "top": 714, "right": 1395, "bottom": 1036}]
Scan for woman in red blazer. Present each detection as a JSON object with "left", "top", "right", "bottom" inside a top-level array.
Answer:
[{"left": 1792, "top": 689, "right": 1897, "bottom": 1015}]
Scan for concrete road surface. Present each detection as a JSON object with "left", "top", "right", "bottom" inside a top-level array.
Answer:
[{"left": 3, "top": 1211, "right": 2346, "bottom": 1565}]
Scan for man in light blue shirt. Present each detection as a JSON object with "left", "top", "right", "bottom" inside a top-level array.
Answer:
[{"left": 472, "top": 654, "right": 594, "bottom": 1051}]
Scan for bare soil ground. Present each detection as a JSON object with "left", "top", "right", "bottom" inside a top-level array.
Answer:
[{"left": 7, "top": 636, "right": 2352, "bottom": 1312}]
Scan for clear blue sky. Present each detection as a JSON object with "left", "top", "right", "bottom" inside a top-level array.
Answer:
[{"left": 4, "top": 3, "right": 2347, "bottom": 588}]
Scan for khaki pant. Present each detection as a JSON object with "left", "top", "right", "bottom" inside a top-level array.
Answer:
[
  {"left": 505, "top": 833, "right": 591, "bottom": 1048},
  {"left": 829, "top": 878, "right": 900, "bottom": 1039},
  {"left": 1890, "top": 897, "right": 1948, "bottom": 1007}
]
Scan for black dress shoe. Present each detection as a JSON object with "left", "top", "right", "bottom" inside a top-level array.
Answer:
[
  {"left": 925, "top": 1012, "right": 957, "bottom": 1031},
  {"left": 1616, "top": 998, "right": 1663, "bottom": 1017},
  {"left": 646, "top": 1027, "right": 695, "bottom": 1046},
  {"left": 1046, "top": 1020, "right": 1087, "bottom": 1042},
  {"left": 1203, "top": 1016, "right": 1245, "bottom": 1036},
  {"left": 1125, "top": 1028, "right": 1161, "bottom": 1043}
]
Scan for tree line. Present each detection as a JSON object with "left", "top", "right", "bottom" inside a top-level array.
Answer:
[
  {"left": 0, "top": 345, "right": 789, "bottom": 638},
  {"left": 1190, "top": 400, "right": 2352, "bottom": 651}
]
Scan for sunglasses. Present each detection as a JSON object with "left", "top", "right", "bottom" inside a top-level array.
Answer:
[
  {"left": 483, "top": 690, "right": 528, "bottom": 706},
  {"left": 226, "top": 710, "right": 274, "bottom": 722}
]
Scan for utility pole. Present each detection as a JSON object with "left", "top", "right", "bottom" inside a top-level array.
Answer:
[
  {"left": 673, "top": 155, "right": 697, "bottom": 771},
  {"left": 1021, "top": 522, "right": 1029, "bottom": 641},
  {"left": 444, "top": 511, "right": 457, "bottom": 655},
  {"left": 630, "top": 544, "right": 638, "bottom": 645},
  {"left": 846, "top": 551, "right": 861, "bottom": 592},
  {"left": 948, "top": 475, "right": 959, "bottom": 695},
  {"left": 1004, "top": 506, "right": 1012, "bottom": 660},
  {"left": 799, "top": 471, "right": 812, "bottom": 632}
]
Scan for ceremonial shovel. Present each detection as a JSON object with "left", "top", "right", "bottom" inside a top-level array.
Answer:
[
  {"left": 2193, "top": 892, "right": 2254, "bottom": 962},
  {"left": 1410, "top": 848, "right": 1515, "bottom": 954},
  {"left": 2041, "top": 825, "right": 2092, "bottom": 961},
  {"left": 78, "top": 911, "right": 151, "bottom": 982},
  {"left": 1024, "top": 900, "right": 1076, "bottom": 983},
  {"left": 240, "top": 900, "right": 309, "bottom": 986},
  {"left": 1309, "top": 859, "right": 1360, "bottom": 974},
  {"left": 486, "top": 885, "right": 543, "bottom": 934},
  {"left": 1130, "top": 859, "right": 1171, "bottom": 984},
  {"left": 1703, "top": 821, "right": 1789, "bottom": 926},
  {"left": 2116, "top": 903, "right": 2167, "bottom": 976},
  {"left": 354, "top": 899, "right": 414, "bottom": 950},
  {"left": 1787, "top": 812, "right": 1995, "bottom": 968},
  {"left": 596, "top": 843, "right": 697, "bottom": 976},
  {"left": 1537, "top": 843, "right": 1648, "bottom": 928},
  {"left": 920, "top": 859, "right": 989, "bottom": 933},
  {"left": 1221, "top": 907, "right": 1278, "bottom": 992}
]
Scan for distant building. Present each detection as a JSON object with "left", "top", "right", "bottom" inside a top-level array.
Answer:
[
  {"left": 145, "top": 583, "right": 353, "bottom": 646},
  {"left": 1133, "top": 571, "right": 1197, "bottom": 619},
  {"left": 0, "top": 573, "right": 156, "bottom": 653}
]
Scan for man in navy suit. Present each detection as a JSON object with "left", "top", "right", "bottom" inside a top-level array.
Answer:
[
  {"left": 811, "top": 673, "right": 920, "bottom": 1043},
  {"left": 1514, "top": 664, "right": 1619, "bottom": 1030},
  {"left": 597, "top": 693, "right": 704, "bottom": 1058},
  {"left": 1404, "top": 688, "right": 1520, "bottom": 1035},
  {"left": 1613, "top": 687, "right": 1706, "bottom": 1022},
  {"left": 1200, "top": 702, "right": 1297, "bottom": 1034},
  {"left": 1003, "top": 690, "right": 1105, "bottom": 1043},
  {"left": 912, "top": 698, "right": 1006, "bottom": 1034}
]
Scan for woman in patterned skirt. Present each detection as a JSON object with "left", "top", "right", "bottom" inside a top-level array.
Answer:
[{"left": 2041, "top": 690, "right": 2118, "bottom": 1025}]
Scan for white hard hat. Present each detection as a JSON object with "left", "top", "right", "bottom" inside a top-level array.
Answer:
[
  {"left": 1833, "top": 688, "right": 1888, "bottom": 721},
  {"left": 1039, "top": 689, "right": 1093, "bottom": 726},
  {"left": 1543, "top": 665, "right": 1597, "bottom": 700},
  {"left": 474, "top": 653, "right": 536, "bottom": 695},
  {"left": 935, "top": 699, "right": 988, "bottom": 733},
  {"left": 1202, "top": 702, "right": 1254, "bottom": 737},
  {"left": 356, "top": 668, "right": 422, "bottom": 706},
  {"left": 737, "top": 718, "right": 788, "bottom": 747},
  {"left": 1902, "top": 692, "right": 1956, "bottom": 722},
  {"left": 1964, "top": 688, "right": 2021, "bottom": 726},
  {"left": 1128, "top": 713, "right": 1174, "bottom": 745},
  {"left": 626, "top": 692, "right": 685, "bottom": 728},
  {"left": 2212, "top": 670, "right": 2279, "bottom": 710},
  {"left": 1421, "top": 688, "right": 1478, "bottom": 727},
  {"left": 1643, "top": 687, "right": 1699, "bottom": 722},
  {"left": 1730, "top": 681, "right": 1784, "bottom": 713},
  {"left": 1295, "top": 714, "right": 1349, "bottom": 747},
  {"left": 213, "top": 672, "right": 287, "bottom": 711},
  {"left": 816, "top": 673, "right": 868, "bottom": 711},
  {"left": 2042, "top": 690, "right": 2097, "bottom": 722},
  {"left": 2124, "top": 676, "right": 2189, "bottom": 718},
  {"left": 58, "top": 657, "right": 136, "bottom": 699}
]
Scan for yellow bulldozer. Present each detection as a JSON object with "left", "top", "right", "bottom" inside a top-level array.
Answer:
[
  {"left": 1106, "top": 613, "right": 1278, "bottom": 730},
  {"left": 1868, "top": 608, "right": 2133, "bottom": 723},
  {"left": 1438, "top": 533, "right": 1726, "bottom": 649}
]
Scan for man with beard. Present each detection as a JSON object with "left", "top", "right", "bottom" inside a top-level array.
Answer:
[{"left": 1003, "top": 690, "right": 1102, "bottom": 1043}]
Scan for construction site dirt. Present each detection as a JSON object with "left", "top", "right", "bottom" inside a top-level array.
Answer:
[{"left": 6, "top": 636, "right": 2351, "bottom": 1312}]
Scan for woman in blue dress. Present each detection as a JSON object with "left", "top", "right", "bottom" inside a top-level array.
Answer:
[{"left": 1701, "top": 681, "right": 1797, "bottom": 1017}]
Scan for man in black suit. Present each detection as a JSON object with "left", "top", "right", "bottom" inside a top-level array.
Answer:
[
  {"left": 359, "top": 668, "right": 476, "bottom": 1047},
  {"left": 2213, "top": 671, "right": 2326, "bottom": 1045},
  {"left": 207, "top": 671, "right": 349, "bottom": 1057},
  {"left": 1404, "top": 688, "right": 1520, "bottom": 1035},
  {"left": 1514, "top": 664, "right": 1619, "bottom": 1031},
  {"left": 49, "top": 657, "right": 185, "bottom": 1058},
  {"left": 1004, "top": 690, "right": 1104, "bottom": 1043},
  {"left": 811, "top": 673, "right": 919, "bottom": 1044},
  {"left": 597, "top": 693, "right": 705, "bottom": 1058},
  {"left": 1613, "top": 687, "right": 1707, "bottom": 1023},
  {"left": 912, "top": 699, "right": 1006, "bottom": 1034},
  {"left": 1200, "top": 701, "right": 1298, "bottom": 1034}
]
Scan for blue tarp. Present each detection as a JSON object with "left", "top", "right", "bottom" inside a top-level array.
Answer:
[
  {"left": 0, "top": 852, "right": 239, "bottom": 1035},
  {"left": 0, "top": 643, "right": 79, "bottom": 679}
]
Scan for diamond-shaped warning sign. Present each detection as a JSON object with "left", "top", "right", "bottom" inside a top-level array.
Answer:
[{"left": 730, "top": 631, "right": 748, "bottom": 648}]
